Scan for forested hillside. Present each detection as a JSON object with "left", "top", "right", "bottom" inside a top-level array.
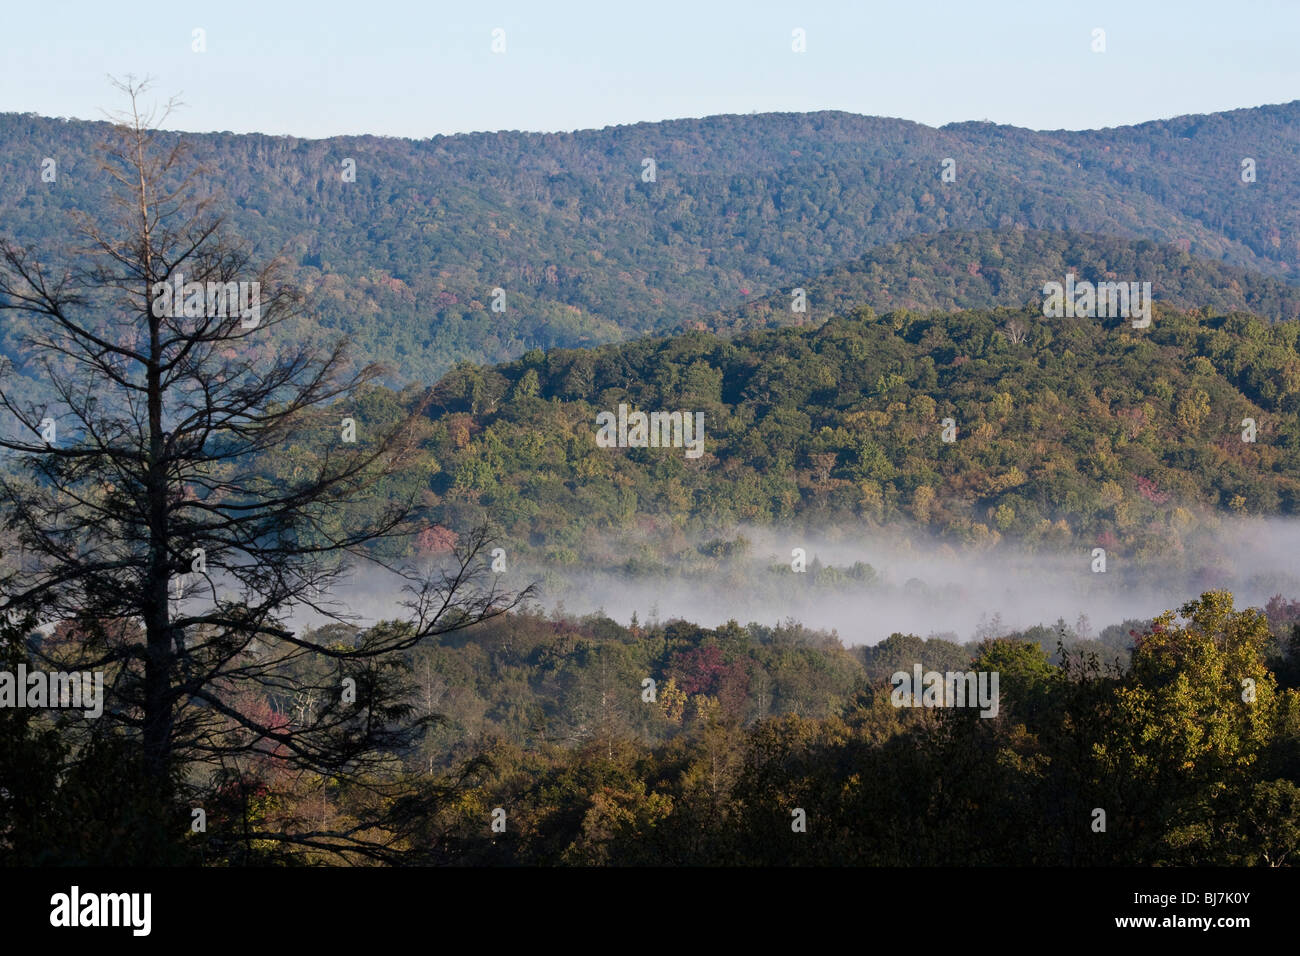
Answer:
[
  {"left": 2, "top": 102, "right": 1297, "bottom": 381},
  {"left": 700, "top": 230, "right": 1300, "bottom": 335},
  {"left": 404, "top": 304, "right": 1300, "bottom": 569}
]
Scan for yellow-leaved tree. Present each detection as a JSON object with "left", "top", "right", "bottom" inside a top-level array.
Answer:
[{"left": 1093, "top": 590, "right": 1286, "bottom": 863}]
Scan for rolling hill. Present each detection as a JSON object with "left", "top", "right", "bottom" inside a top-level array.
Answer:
[
  {"left": 406, "top": 300, "right": 1300, "bottom": 568},
  {"left": 1, "top": 103, "right": 1298, "bottom": 382}
]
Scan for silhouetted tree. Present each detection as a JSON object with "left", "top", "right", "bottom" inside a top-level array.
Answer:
[{"left": 0, "top": 78, "right": 530, "bottom": 862}]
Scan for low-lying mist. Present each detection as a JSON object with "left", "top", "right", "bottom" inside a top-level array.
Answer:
[{"left": 287, "top": 517, "right": 1300, "bottom": 648}]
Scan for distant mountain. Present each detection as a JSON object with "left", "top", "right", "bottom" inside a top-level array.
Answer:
[
  {"left": 695, "top": 230, "right": 1300, "bottom": 335},
  {"left": 1, "top": 103, "right": 1298, "bottom": 381}
]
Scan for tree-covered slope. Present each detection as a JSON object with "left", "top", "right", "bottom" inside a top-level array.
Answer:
[
  {"left": 2, "top": 102, "right": 1297, "bottom": 381},
  {"left": 415, "top": 304, "right": 1300, "bottom": 564},
  {"left": 698, "top": 230, "right": 1300, "bottom": 335}
]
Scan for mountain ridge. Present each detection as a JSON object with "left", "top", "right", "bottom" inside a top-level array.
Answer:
[{"left": 1, "top": 102, "right": 1297, "bottom": 384}]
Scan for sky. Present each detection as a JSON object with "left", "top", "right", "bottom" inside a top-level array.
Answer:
[{"left": 2, "top": 1, "right": 1298, "bottom": 139}]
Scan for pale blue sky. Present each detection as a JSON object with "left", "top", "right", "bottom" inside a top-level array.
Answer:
[{"left": 3, "top": 1, "right": 1297, "bottom": 138}]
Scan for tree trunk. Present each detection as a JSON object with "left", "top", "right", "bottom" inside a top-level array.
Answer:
[{"left": 142, "top": 260, "right": 173, "bottom": 786}]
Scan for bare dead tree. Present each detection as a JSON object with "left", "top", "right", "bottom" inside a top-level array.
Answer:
[
  {"left": 809, "top": 451, "right": 837, "bottom": 486},
  {"left": 1000, "top": 316, "right": 1028, "bottom": 345},
  {"left": 0, "top": 77, "right": 531, "bottom": 861}
]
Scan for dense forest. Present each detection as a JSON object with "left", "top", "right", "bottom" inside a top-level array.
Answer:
[
  {"left": 7, "top": 590, "right": 1300, "bottom": 865},
  {"left": 1, "top": 102, "right": 1297, "bottom": 382},
  {"left": 391, "top": 303, "right": 1300, "bottom": 572},
  {"left": 699, "top": 230, "right": 1300, "bottom": 335}
]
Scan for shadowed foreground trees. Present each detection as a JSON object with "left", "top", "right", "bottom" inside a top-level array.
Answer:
[
  {"left": 3, "top": 569, "right": 1298, "bottom": 862},
  {"left": 402, "top": 590, "right": 1300, "bottom": 866}
]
